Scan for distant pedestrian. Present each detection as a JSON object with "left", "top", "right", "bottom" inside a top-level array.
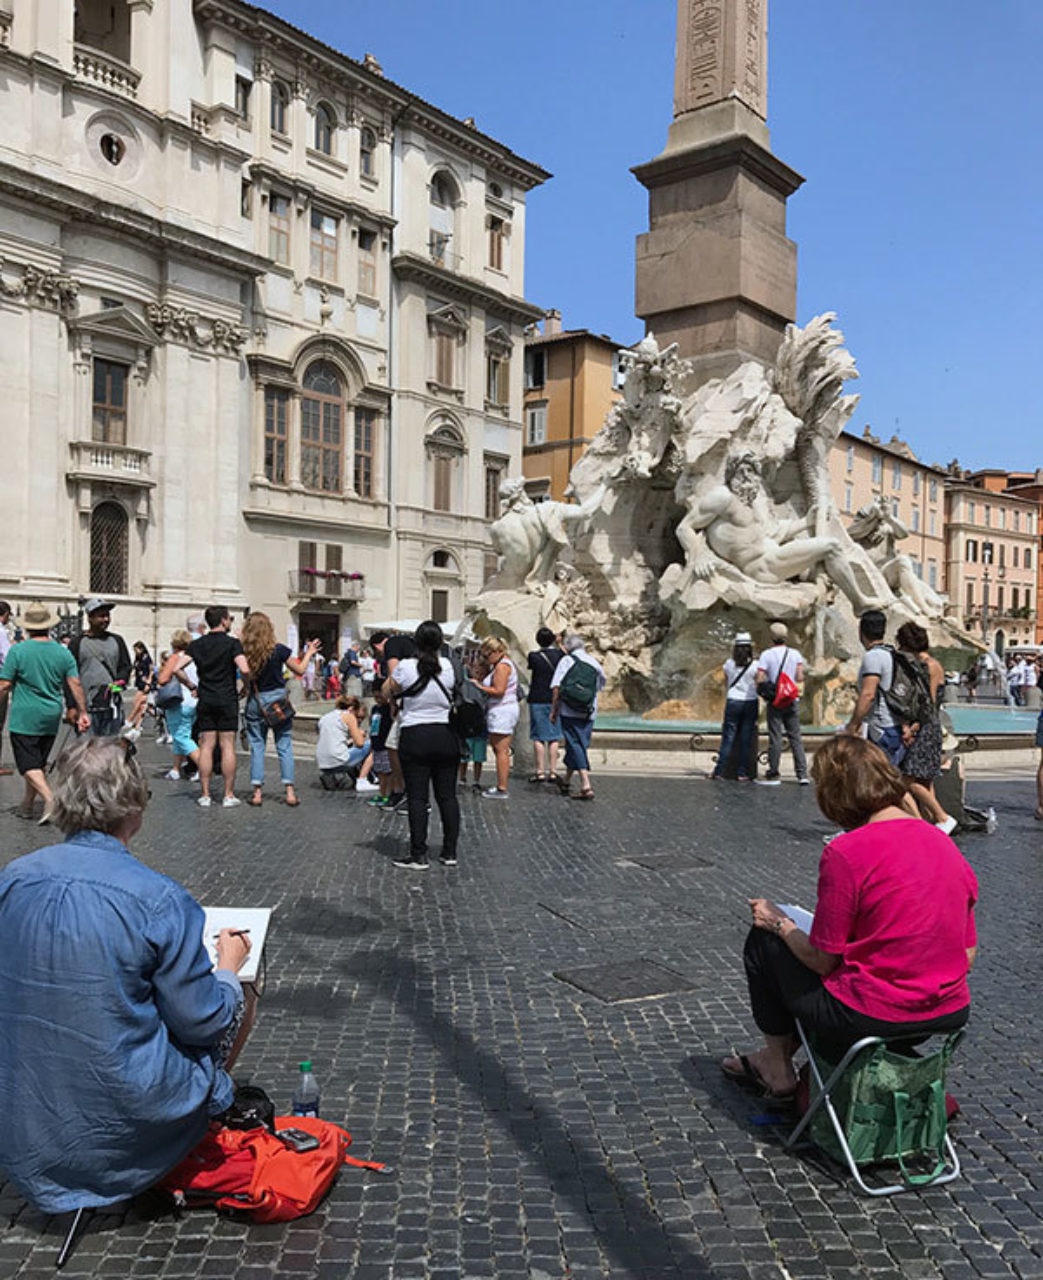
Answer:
[
  {"left": 371, "top": 630, "right": 416, "bottom": 811},
  {"left": 0, "top": 601, "right": 89, "bottom": 819},
  {"left": 550, "top": 634, "right": 605, "bottom": 800},
  {"left": 339, "top": 643, "right": 362, "bottom": 698},
  {"left": 711, "top": 630, "right": 759, "bottom": 782},
  {"left": 526, "top": 627, "right": 562, "bottom": 783},
  {"left": 755, "top": 622, "right": 808, "bottom": 786},
  {"left": 387, "top": 620, "right": 460, "bottom": 870},
  {"left": 132, "top": 642, "right": 154, "bottom": 693},
  {"left": 186, "top": 606, "right": 250, "bottom": 808},
  {"left": 965, "top": 658, "right": 979, "bottom": 703},
  {"left": 844, "top": 610, "right": 904, "bottom": 767},
  {"left": 241, "top": 613, "right": 319, "bottom": 807},
  {"left": 360, "top": 650, "right": 376, "bottom": 696},
  {"left": 154, "top": 630, "right": 199, "bottom": 780},
  {"left": 895, "top": 622, "right": 956, "bottom": 834},
  {"left": 0, "top": 600, "right": 12, "bottom": 775},
  {"left": 68, "top": 599, "right": 141, "bottom": 740},
  {"left": 357, "top": 687, "right": 390, "bottom": 800},
  {"left": 476, "top": 636, "right": 519, "bottom": 800}
]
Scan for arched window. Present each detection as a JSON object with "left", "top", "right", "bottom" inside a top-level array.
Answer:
[
  {"left": 426, "top": 422, "right": 465, "bottom": 513},
  {"left": 314, "top": 103, "right": 335, "bottom": 155},
  {"left": 430, "top": 549, "right": 452, "bottom": 569},
  {"left": 301, "top": 361, "right": 343, "bottom": 493},
  {"left": 359, "top": 127, "right": 376, "bottom": 177},
  {"left": 429, "top": 172, "right": 459, "bottom": 267},
  {"left": 271, "top": 81, "right": 289, "bottom": 135},
  {"left": 89, "top": 502, "right": 129, "bottom": 596}
]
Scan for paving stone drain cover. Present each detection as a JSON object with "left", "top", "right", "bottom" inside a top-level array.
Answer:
[
  {"left": 553, "top": 958, "right": 697, "bottom": 1002},
  {"left": 619, "top": 852, "right": 711, "bottom": 871}
]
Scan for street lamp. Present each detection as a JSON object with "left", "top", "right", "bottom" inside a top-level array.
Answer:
[{"left": 982, "top": 541, "right": 994, "bottom": 649}]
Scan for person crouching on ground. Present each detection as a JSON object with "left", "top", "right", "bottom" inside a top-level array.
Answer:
[
  {"left": 0, "top": 737, "right": 255, "bottom": 1215},
  {"left": 720, "top": 735, "right": 977, "bottom": 1099},
  {"left": 315, "top": 695, "right": 370, "bottom": 789}
]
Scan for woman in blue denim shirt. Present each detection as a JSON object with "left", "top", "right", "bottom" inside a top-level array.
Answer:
[{"left": 0, "top": 738, "right": 253, "bottom": 1214}]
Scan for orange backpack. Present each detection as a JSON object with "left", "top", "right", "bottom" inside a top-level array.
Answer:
[{"left": 161, "top": 1116, "right": 388, "bottom": 1222}]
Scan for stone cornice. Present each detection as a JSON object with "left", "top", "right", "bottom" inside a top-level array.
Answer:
[
  {"left": 0, "top": 161, "right": 269, "bottom": 279},
  {"left": 393, "top": 252, "right": 543, "bottom": 325},
  {"left": 192, "top": 0, "right": 550, "bottom": 189},
  {"left": 248, "top": 161, "right": 396, "bottom": 229},
  {"left": 632, "top": 133, "right": 804, "bottom": 200}
]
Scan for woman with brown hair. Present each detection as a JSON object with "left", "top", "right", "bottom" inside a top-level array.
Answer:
[
  {"left": 240, "top": 612, "right": 320, "bottom": 807},
  {"left": 474, "top": 635, "right": 519, "bottom": 800},
  {"left": 895, "top": 621, "right": 956, "bottom": 833},
  {"left": 720, "top": 735, "right": 978, "bottom": 1099}
]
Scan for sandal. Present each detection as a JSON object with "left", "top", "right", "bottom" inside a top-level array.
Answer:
[
  {"left": 552, "top": 775, "right": 571, "bottom": 795},
  {"left": 572, "top": 789, "right": 595, "bottom": 801},
  {"left": 285, "top": 796, "right": 301, "bottom": 807},
  {"left": 527, "top": 773, "right": 543, "bottom": 784},
  {"left": 720, "top": 1054, "right": 796, "bottom": 1101},
  {"left": 248, "top": 795, "right": 263, "bottom": 807}
]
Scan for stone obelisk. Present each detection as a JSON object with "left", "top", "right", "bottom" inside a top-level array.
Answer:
[{"left": 633, "top": 0, "right": 804, "bottom": 382}]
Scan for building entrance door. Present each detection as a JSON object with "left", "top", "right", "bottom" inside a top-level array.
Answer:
[{"left": 297, "top": 611, "right": 341, "bottom": 661}]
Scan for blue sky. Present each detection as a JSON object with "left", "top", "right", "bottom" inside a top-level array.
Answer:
[{"left": 262, "top": 1, "right": 1041, "bottom": 471}]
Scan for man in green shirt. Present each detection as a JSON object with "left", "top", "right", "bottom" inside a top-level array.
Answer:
[{"left": 0, "top": 602, "right": 89, "bottom": 819}]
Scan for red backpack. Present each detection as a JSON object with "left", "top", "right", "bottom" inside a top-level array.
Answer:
[{"left": 160, "top": 1116, "right": 387, "bottom": 1222}]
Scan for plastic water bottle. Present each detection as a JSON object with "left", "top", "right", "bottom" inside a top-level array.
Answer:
[{"left": 291, "top": 1060, "right": 320, "bottom": 1117}]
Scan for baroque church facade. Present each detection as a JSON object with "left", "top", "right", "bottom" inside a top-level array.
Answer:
[{"left": 0, "top": 0, "right": 547, "bottom": 653}]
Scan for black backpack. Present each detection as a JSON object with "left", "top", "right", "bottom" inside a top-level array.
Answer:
[{"left": 880, "top": 647, "right": 934, "bottom": 726}]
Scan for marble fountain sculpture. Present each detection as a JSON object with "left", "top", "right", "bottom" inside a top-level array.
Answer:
[{"left": 468, "top": 315, "right": 975, "bottom": 723}]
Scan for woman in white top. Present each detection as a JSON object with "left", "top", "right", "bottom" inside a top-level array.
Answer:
[
  {"left": 711, "top": 631, "right": 760, "bottom": 782},
  {"left": 385, "top": 621, "right": 460, "bottom": 870},
  {"left": 476, "top": 635, "right": 518, "bottom": 800},
  {"left": 315, "top": 695, "right": 369, "bottom": 789}
]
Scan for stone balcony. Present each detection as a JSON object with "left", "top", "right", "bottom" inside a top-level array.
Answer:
[
  {"left": 288, "top": 570, "right": 365, "bottom": 603},
  {"left": 72, "top": 45, "right": 141, "bottom": 101},
  {"left": 68, "top": 440, "right": 154, "bottom": 487}
]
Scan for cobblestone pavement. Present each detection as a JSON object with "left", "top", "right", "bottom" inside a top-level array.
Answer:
[{"left": 1, "top": 744, "right": 1042, "bottom": 1279}]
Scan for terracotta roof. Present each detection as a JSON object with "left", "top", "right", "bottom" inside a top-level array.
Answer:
[
  {"left": 525, "top": 328, "right": 627, "bottom": 350},
  {"left": 838, "top": 427, "right": 948, "bottom": 477},
  {"left": 193, "top": 0, "right": 551, "bottom": 187}
]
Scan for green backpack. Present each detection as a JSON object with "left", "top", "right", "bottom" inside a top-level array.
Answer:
[{"left": 558, "top": 657, "right": 599, "bottom": 716}]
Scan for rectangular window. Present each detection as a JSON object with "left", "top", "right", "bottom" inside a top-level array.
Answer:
[
  {"left": 263, "top": 387, "right": 288, "bottom": 484},
  {"left": 1026, "top": 548, "right": 1033, "bottom": 570},
  {"left": 485, "top": 464, "right": 503, "bottom": 521},
  {"left": 891, "top": 459, "right": 901, "bottom": 490},
  {"left": 844, "top": 483, "right": 852, "bottom": 514},
  {"left": 434, "top": 331, "right": 455, "bottom": 387},
  {"left": 912, "top": 507, "right": 920, "bottom": 533},
  {"left": 432, "top": 453, "right": 452, "bottom": 512},
  {"left": 611, "top": 350, "right": 626, "bottom": 391},
  {"left": 997, "top": 585, "right": 1005, "bottom": 614},
  {"left": 846, "top": 444, "right": 854, "bottom": 473},
  {"left": 872, "top": 455, "right": 882, "bottom": 484},
  {"left": 891, "top": 498, "right": 900, "bottom": 518},
  {"left": 300, "top": 395, "right": 342, "bottom": 493},
  {"left": 1013, "top": 546, "right": 1020, "bottom": 568},
  {"left": 526, "top": 404, "right": 547, "bottom": 446},
  {"left": 929, "top": 511, "right": 936, "bottom": 536},
  {"left": 269, "top": 194, "right": 291, "bottom": 265},
  {"left": 984, "top": 505, "right": 991, "bottom": 527},
  {"left": 966, "top": 580, "right": 974, "bottom": 612},
  {"left": 488, "top": 216, "right": 505, "bottom": 270},
  {"left": 241, "top": 180, "right": 253, "bottom": 219},
  {"left": 928, "top": 560, "right": 938, "bottom": 590},
  {"left": 354, "top": 407, "right": 376, "bottom": 499},
  {"left": 325, "top": 543, "right": 342, "bottom": 596},
  {"left": 929, "top": 478, "right": 938, "bottom": 502},
  {"left": 430, "top": 588, "right": 449, "bottom": 624},
  {"left": 92, "top": 359, "right": 128, "bottom": 444},
  {"left": 1013, "top": 587, "right": 1020, "bottom": 612},
  {"left": 1014, "top": 510, "right": 1021, "bottom": 532},
  {"left": 357, "top": 228, "right": 377, "bottom": 297},
  {"left": 913, "top": 471, "right": 921, "bottom": 496},
  {"left": 968, "top": 500, "right": 976, "bottom": 523},
  {"left": 310, "top": 210, "right": 338, "bottom": 280},
  {"left": 999, "top": 507, "right": 1007, "bottom": 530},
  {"left": 486, "top": 352, "right": 509, "bottom": 405},
  {"left": 299, "top": 540, "right": 317, "bottom": 571},
  {"left": 999, "top": 543, "right": 1006, "bottom": 568},
  {"left": 525, "top": 349, "right": 546, "bottom": 389},
  {"left": 913, "top": 559, "right": 923, "bottom": 580},
  {"left": 235, "top": 75, "right": 251, "bottom": 121}
]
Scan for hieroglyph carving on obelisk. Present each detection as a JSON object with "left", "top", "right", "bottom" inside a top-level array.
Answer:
[{"left": 674, "top": 0, "right": 768, "bottom": 121}]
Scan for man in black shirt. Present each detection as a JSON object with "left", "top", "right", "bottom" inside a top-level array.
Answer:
[
  {"left": 526, "top": 626, "right": 563, "bottom": 782},
  {"left": 186, "top": 605, "right": 250, "bottom": 808}
]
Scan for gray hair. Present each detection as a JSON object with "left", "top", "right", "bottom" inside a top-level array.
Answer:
[
  {"left": 47, "top": 738, "right": 150, "bottom": 836},
  {"left": 563, "top": 634, "right": 585, "bottom": 653},
  {"left": 186, "top": 612, "right": 206, "bottom": 634}
]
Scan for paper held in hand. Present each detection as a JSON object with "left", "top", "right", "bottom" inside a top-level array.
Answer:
[
  {"left": 777, "top": 903, "right": 814, "bottom": 933},
  {"left": 202, "top": 906, "right": 272, "bottom": 985}
]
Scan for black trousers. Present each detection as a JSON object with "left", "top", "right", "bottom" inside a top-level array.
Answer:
[
  {"left": 744, "top": 928, "right": 969, "bottom": 1058},
  {"left": 399, "top": 723, "right": 461, "bottom": 861}
]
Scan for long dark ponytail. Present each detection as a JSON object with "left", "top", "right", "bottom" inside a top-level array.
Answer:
[{"left": 414, "top": 620, "right": 445, "bottom": 681}]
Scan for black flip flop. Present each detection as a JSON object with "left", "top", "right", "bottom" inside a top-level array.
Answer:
[{"left": 720, "top": 1054, "right": 796, "bottom": 1101}]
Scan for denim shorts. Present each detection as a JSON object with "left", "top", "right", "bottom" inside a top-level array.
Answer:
[{"left": 528, "top": 702, "right": 561, "bottom": 742}]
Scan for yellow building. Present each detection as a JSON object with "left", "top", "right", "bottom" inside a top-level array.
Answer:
[
  {"left": 522, "top": 311, "right": 625, "bottom": 501},
  {"left": 827, "top": 427, "right": 948, "bottom": 596}
]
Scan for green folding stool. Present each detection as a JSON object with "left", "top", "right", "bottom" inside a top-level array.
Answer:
[{"left": 785, "top": 1021, "right": 964, "bottom": 1196}]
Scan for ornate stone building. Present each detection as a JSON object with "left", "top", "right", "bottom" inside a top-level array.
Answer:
[{"left": 0, "top": 0, "right": 547, "bottom": 654}]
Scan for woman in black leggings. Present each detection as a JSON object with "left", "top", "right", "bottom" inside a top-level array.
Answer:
[{"left": 385, "top": 621, "right": 461, "bottom": 870}]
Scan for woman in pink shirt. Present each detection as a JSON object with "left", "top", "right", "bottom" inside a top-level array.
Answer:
[{"left": 721, "top": 735, "right": 978, "bottom": 1099}]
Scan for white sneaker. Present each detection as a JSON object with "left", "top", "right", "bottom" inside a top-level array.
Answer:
[
  {"left": 163, "top": 768, "right": 180, "bottom": 781},
  {"left": 482, "top": 787, "right": 508, "bottom": 800},
  {"left": 222, "top": 796, "right": 241, "bottom": 809},
  {"left": 197, "top": 795, "right": 212, "bottom": 808},
  {"left": 936, "top": 816, "right": 958, "bottom": 836},
  {"left": 354, "top": 778, "right": 379, "bottom": 793},
  {"left": 120, "top": 725, "right": 142, "bottom": 742}
]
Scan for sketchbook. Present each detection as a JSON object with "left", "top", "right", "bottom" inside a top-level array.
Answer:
[
  {"left": 777, "top": 903, "right": 814, "bottom": 934},
  {"left": 202, "top": 906, "right": 272, "bottom": 985}
]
